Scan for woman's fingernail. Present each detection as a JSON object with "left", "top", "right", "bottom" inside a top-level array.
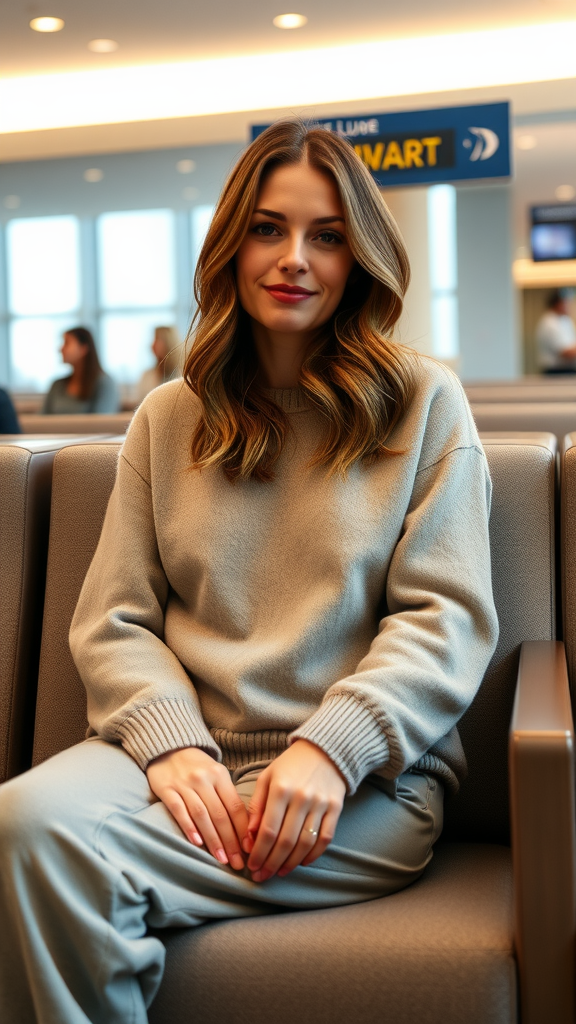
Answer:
[
  {"left": 277, "top": 868, "right": 289, "bottom": 877},
  {"left": 231, "top": 854, "right": 245, "bottom": 871},
  {"left": 190, "top": 832, "right": 203, "bottom": 845},
  {"left": 242, "top": 836, "right": 253, "bottom": 853},
  {"left": 215, "top": 848, "right": 228, "bottom": 864},
  {"left": 252, "top": 868, "right": 270, "bottom": 884}
]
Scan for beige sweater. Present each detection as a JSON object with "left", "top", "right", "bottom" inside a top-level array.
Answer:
[{"left": 70, "top": 356, "right": 499, "bottom": 795}]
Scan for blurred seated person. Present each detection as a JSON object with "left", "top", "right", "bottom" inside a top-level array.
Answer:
[
  {"left": 42, "top": 327, "right": 120, "bottom": 414},
  {"left": 0, "top": 387, "right": 21, "bottom": 433},
  {"left": 536, "top": 290, "right": 576, "bottom": 374},
  {"left": 135, "top": 325, "right": 182, "bottom": 404}
]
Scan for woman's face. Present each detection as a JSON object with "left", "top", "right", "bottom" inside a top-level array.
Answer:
[
  {"left": 236, "top": 161, "right": 356, "bottom": 340},
  {"left": 152, "top": 331, "right": 167, "bottom": 364},
  {"left": 61, "top": 333, "right": 87, "bottom": 368}
]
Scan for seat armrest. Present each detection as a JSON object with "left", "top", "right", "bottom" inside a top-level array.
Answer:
[{"left": 510, "top": 640, "right": 576, "bottom": 1024}]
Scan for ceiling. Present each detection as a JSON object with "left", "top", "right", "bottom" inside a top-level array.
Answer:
[{"left": 2, "top": 0, "right": 576, "bottom": 77}]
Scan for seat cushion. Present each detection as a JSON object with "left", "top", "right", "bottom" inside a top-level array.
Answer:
[
  {"left": 149, "top": 843, "right": 515, "bottom": 1024},
  {"left": 471, "top": 402, "right": 576, "bottom": 444}
]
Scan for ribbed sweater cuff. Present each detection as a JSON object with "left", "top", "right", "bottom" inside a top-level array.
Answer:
[
  {"left": 289, "top": 693, "right": 389, "bottom": 795},
  {"left": 116, "top": 698, "right": 221, "bottom": 771}
]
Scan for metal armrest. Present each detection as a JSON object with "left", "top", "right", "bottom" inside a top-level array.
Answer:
[{"left": 510, "top": 640, "right": 576, "bottom": 1024}]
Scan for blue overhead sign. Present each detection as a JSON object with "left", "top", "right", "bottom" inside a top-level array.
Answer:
[{"left": 251, "top": 102, "right": 511, "bottom": 187}]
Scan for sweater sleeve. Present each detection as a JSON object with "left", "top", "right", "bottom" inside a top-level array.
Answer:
[
  {"left": 69, "top": 406, "right": 220, "bottom": 770},
  {"left": 289, "top": 441, "right": 499, "bottom": 794}
]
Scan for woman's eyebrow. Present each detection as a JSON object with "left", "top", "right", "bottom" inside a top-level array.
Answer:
[{"left": 253, "top": 208, "right": 345, "bottom": 225}]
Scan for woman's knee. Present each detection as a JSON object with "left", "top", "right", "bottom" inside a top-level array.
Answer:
[{"left": 0, "top": 763, "right": 84, "bottom": 856}]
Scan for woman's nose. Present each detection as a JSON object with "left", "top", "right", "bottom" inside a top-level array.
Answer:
[{"left": 277, "top": 234, "right": 309, "bottom": 274}]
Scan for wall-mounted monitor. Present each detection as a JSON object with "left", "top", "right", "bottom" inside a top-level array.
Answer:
[{"left": 530, "top": 204, "right": 576, "bottom": 262}]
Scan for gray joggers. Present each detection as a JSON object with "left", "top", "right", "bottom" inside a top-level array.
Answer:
[{"left": 0, "top": 737, "right": 443, "bottom": 1024}]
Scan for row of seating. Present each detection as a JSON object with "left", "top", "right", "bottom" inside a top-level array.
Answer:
[
  {"left": 11, "top": 402, "right": 576, "bottom": 449},
  {"left": 0, "top": 431, "right": 575, "bottom": 1023},
  {"left": 465, "top": 377, "right": 576, "bottom": 405},
  {"left": 18, "top": 412, "right": 134, "bottom": 435}
]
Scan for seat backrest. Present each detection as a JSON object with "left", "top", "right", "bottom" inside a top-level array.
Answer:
[
  {"left": 561, "top": 433, "right": 576, "bottom": 694},
  {"left": 32, "top": 441, "right": 122, "bottom": 766},
  {"left": 33, "top": 436, "right": 557, "bottom": 847},
  {"left": 471, "top": 403, "right": 576, "bottom": 446},
  {"left": 466, "top": 385, "right": 576, "bottom": 404},
  {"left": 442, "top": 434, "right": 557, "bottom": 843},
  {"left": 19, "top": 413, "right": 133, "bottom": 435},
  {"left": 0, "top": 437, "right": 103, "bottom": 782}
]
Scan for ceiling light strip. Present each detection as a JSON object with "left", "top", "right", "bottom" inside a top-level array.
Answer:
[{"left": 1, "top": 20, "right": 575, "bottom": 134}]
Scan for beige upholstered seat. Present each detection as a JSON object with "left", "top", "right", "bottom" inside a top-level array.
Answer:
[
  {"left": 470, "top": 403, "right": 576, "bottom": 445},
  {"left": 18, "top": 412, "right": 133, "bottom": 435},
  {"left": 466, "top": 384, "right": 576, "bottom": 404},
  {"left": 0, "top": 437, "right": 110, "bottom": 783},
  {"left": 561, "top": 433, "right": 576, "bottom": 686},
  {"left": 31, "top": 434, "right": 574, "bottom": 1023}
]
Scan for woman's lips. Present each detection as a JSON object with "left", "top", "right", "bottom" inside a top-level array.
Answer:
[{"left": 263, "top": 284, "right": 317, "bottom": 304}]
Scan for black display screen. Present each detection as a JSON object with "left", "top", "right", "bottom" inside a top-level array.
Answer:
[{"left": 531, "top": 204, "right": 576, "bottom": 262}]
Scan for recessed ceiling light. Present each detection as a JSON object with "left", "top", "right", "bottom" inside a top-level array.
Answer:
[
  {"left": 88, "top": 39, "right": 118, "bottom": 53},
  {"left": 182, "top": 186, "right": 199, "bottom": 201},
  {"left": 84, "top": 168, "right": 103, "bottom": 182},
  {"left": 556, "top": 184, "right": 576, "bottom": 201},
  {"left": 516, "top": 134, "right": 538, "bottom": 150},
  {"left": 30, "top": 16, "right": 64, "bottom": 33},
  {"left": 176, "top": 159, "right": 196, "bottom": 174},
  {"left": 273, "top": 13, "right": 307, "bottom": 29},
  {"left": 4, "top": 195, "right": 21, "bottom": 210}
]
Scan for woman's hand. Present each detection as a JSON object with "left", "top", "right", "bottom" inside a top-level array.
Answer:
[
  {"left": 146, "top": 747, "right": 249, "bottom": 871},
  {"left": 245, "top": 739, "right": 346, "bottom": 882}
]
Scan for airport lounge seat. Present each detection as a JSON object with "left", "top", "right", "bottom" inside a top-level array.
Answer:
[
  {"left": 561, "top": 433, "right": 576, "bottom": 691},
  {"left": 18, "top": 412, "right": 133, "bottom": 435},
  {"left": 0, "top": 436, "right": 114, "bottom": 784},
  {"left": 30, "top": 435, "right": 574, "bottom": 1024},
  {"left": 470, "top": 402, "right": 576, "bottom": 446},
  {"left": 466, "top": 384, "right": 576, "bottom": 404}
]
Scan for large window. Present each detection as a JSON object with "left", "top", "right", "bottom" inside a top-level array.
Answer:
[
  {"left": 7, "top": 215, "right": 80, "bottom": 390},
  {"left": 97, "top": 210, "right": 177, "bottom": 385},
  {"left": 0, "top": 202, "right": 213, "bottom": 394}
]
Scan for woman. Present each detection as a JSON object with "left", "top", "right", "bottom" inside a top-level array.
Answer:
[
  {"left": 136, "top": 325, "right": 183, "bottom": 403},
  {"left": 42, "top": 326, "right": 120, "bottom": 414},
  {"left": 0, "top": 120, "right": 498, "bottom": 1023},
  {"left": 0, "top": 386, "right": 20, "bottom": 433}
]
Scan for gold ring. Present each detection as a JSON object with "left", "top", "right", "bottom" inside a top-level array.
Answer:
[{"left": 307, "top": 828, "right": 318, "bottom": 836}]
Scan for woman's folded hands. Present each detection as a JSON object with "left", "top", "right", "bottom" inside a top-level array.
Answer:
[{"left": 145, "top": 739, "right": 346, "bottom": 881}]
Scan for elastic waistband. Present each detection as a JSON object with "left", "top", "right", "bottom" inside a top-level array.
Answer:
[{"left": 211, "top": 728, "right": 290, "bottom": 771}]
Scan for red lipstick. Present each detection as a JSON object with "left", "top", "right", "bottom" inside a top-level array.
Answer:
[{"left": 263, "top": 283, "right": 316, "bottom": 304}]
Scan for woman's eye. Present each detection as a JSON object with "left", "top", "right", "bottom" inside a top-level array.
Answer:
[
  {"left": 314, "top": 231, "right": 342, "bottom": 245},
  {"left": 253, "top": 223, "right": 280, "bottom": 237}
]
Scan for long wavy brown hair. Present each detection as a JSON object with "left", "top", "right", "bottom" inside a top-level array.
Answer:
[
  {"left": 184, "top": 119, "right": 415, "bottom": 482},
  {"left": 64, "top": 326, "right": 104, "bottom": 401}
]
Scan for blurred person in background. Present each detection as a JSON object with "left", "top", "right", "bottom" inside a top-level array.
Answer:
[
  {"left": 136, "top": 325, "right": 183, "bottom": 404},
  {"left": 536, "top": 289, "right": 576, "bottom": 374},
  {"left": 0, "top": 387, "right": 21, "bottom": 433},
  {"left": 42, "top": 327, "right": 120, "bottom": 414}
]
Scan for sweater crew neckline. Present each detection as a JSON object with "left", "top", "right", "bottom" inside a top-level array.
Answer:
[{"left": 264, "top": 386, "right": 309, "bottom": 413}]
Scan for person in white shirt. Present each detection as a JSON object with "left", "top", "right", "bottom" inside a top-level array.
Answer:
[
  {"left": 536, "top": 290, "right": 576, "bottom": 374},
  {"left": 136, "top": 326, "right": 183, "bottom": 404}
]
